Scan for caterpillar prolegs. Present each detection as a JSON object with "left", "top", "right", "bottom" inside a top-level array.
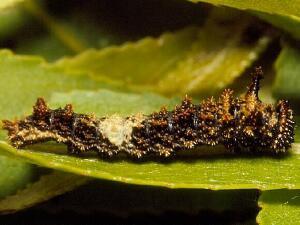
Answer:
[{"left": 2, "top": 67, "right": 295, "bottom": 158}]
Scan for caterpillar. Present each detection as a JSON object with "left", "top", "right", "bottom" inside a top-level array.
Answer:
[{"left": 2, "top": 67, "right": 295, "bottom": 158}]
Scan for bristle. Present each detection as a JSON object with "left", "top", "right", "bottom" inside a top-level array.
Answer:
[
  {"left": 246, "top": 66, "right": 263, "bottom": 100},
  {"left": 64, "top": 104, "right": 73, "bottom": 117},
  {"left": 33, "top": 97, "right": 49, "bottom": 117}
]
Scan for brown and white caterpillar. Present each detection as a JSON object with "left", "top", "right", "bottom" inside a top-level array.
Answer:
[{"left": 2, "top": 67, "right": 295, "bottom": 157}]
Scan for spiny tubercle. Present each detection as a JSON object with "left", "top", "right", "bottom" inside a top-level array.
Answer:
[{"left": 2, "top": 67, "right": 295, "bottom": 157}]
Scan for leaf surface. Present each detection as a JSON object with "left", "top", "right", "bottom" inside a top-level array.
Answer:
[
  {"left": 0, "top": 7, "right": 28, "bottom": 39},
  {"left": 0, "top": 50, "right": 110, "bottom": 120},
  {"left": 273, "top": 44, "right": 300, "bottom": 100},
  {"left": 0, "top": 171, "right": 89, "bottom": 214},
  {"left": 188, "top": 0, "right": 300, "bottom": 18},
  {"left": 0, "top": 0, "right": 24, "bottom": 10},
  {"left": 0, "top": 50, "right": 111, "bottom": 203},
  {"left": 0, "top": 156, "right": 37, "bottom": 199},
  {"left": 55, "top": 9, "right": 271, "bottom": 97},
  {"left": 188, "top": 0, "right": 300, "bottom": 40},
  {"left": 257, "top": 190, "right": 300, "bottom": 224},
  {"left": 1, "top": 142, "right": 299, "bottom": 190},
  {"left": 254, "top": 12, "right": 300, "bottom": 40}
]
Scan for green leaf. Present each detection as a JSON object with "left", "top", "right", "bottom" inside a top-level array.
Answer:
[
  {"left": 187, "top": 0, "right": 300, "bottom": 41},
  {"left": 1, "top": 141, "right": 299, "bottom": 190},
  {"left": 55, "top": 9, "right": 271, "bottom": 97},
  {"left": 0, "top": 156, "right": 37, "bottom": 199},
  {"left": 188, "top": 0, "right": 300, "bottom": 40},
  {"left": 0, "top": 171, "right": 89, "bottom": 214},
  {"left": 0, "top": 0, "right": 24, "bottom": 10},
  {"left": 254, "top": 12, "right": 300, "bottom": 40},
  {"left": 273, "top": 44, "right": 300, "bottom": 100},
  {"left": 0, "top": 7, "right": 28, "bottom": 39},
  {"left": 50, "top": 90, "right": 179, "bottom": 117},
  {"left": 15, "top": 33, "right": 74, "bottom": 62},
  {"left": 55, "top": 26, "right": 199, "bottom": 86},
  {"left": 0, "top": 90, "right": 299, "bottom": 190},
  {"left": 0, "top": 50, "right": 113, "bottom": 203},
  {"left": 188, "top": 0, "right": 300, "bottom": 18},
  {"left": 156, "top": 10, "right": 270, "bottom": 96},
  {"left": 0, "top": 50, "right": 111, "bottom": 120},
  {"left": 257, "top": 190, "right": 300, "bottom": 224}
]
